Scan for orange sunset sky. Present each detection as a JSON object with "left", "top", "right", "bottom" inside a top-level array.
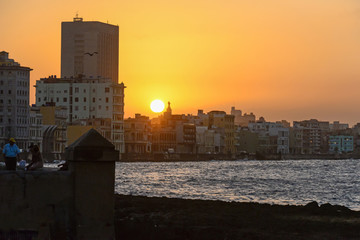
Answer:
[{"left": 2, "top": 0, "right": 360, "bottom": 125}]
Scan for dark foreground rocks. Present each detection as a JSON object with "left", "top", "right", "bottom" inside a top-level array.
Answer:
[{"left": 115, "top": 194, "right": 360, "bottom": 240}]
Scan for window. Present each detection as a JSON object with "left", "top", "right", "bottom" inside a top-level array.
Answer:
[
  {"left": 98, "top": 105, "right": 101, "bottom": 110},
  {"left": 56, "top": 97, "right": 59, "bottom": 102},
  {"left": 92, "top": 98, "right": 95, "bottom": 103},
  {"left": 63, "top": 97, "right": 67, "bottom": 102},
  {"left": 75, "top": 106, "right": 79, "bottom": 111},
  {"left": 75, "top": 97, "right": 79, "bottom": 102},
  {"left": 38, "top": 98, "right": 41, "bottom": 102},
  {"left": 8, "top": 90, "right": 11, "bottom": 94},
  {"left": 92, "top": 89, "right": 95, "bottom": 93},
  {"left": 106, "top": 106, "right": 109, "bottom": 111},
  {"left": 83, "top": 89, "right": 86, "bottom": 93},
  {"left": 75, "top": 87, "right": 79, "bottom": 93},
  {"left": 83, "top": 97, "right": 86, "bottom": 102},
  {"left": 105, "top": 87, "right": 110, "bottom": 93},
  {"left": 83, "top": 106, "right": 86, "bottom": 110},
  {"left": 106, "top": 97, "right": 109, "bottom": 103}
]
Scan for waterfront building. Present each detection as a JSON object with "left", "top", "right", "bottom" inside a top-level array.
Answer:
[
  {"left": 0, "top": 51, "right": 32, "bottom": 149},
  {"left": 151, "top": 102, "right": 196, "bottom": 155},
  {"left": 289, "top": 127, "right": 304, "bottom": 154},
  {"left": 196, "top": 126, "right": 219, "bottom": 154},
  {"left": 29, "top": 106, "right": 43, "bottom": 151},
  {"left": 176, "top": 123, "right": 196, "bottom": 154},
  {"left": 124, "top": 114, "right": 152, "bottom": 157},
  {"left": 234, "top": 126, "right": 259, "bottom": 154},
  {"left": 248, "top": 119, "right": 289, "bottom": 154},
  {"left": 293, "top": 119, "right": 329, "bottom": 154},
  {"left": 40, "top": 104, "right": 67, "bottom": 161},
  {"left": 61, "top": 16, "right": 119, "bottom": 83},
  {"left": 329, "top": 135, "right": 353, "bottom": 153},
  {"left": 205, "top": 111, "right": 235, "bottom": 155},
  {"left": 35, "top": 76, "right": 125, "bottom": 153}
]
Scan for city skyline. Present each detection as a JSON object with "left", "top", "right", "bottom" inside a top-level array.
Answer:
[{"left": 2, "top": 0, "right": 360, "bottom": 124}]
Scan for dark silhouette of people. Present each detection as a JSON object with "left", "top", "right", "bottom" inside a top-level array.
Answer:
[
  {"left": 26, "top": 145, "right": 43, "bottom": 171},
  {"left": 2, "top": 138, "right": 20, "bottom": 170}
]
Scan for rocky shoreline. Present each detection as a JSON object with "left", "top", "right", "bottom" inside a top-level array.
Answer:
[{"left": 115, "top": 194, "right": 360, "bottom": 240}]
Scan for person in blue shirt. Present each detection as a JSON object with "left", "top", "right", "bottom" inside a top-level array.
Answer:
[{"left": 2, "top": 138, "right": 20, "bottom": 170}]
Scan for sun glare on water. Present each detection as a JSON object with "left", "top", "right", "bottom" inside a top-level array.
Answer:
[{"left": 150, "top": 99, "right": 165, "bottom": 113}]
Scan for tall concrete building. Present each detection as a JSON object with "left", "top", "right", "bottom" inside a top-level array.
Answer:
[
  {"left": 0, "top": 51, "right": 32, "bottom": 149},
  {"left": 61, "top": 16, "right": 119, "bottom": 83}
]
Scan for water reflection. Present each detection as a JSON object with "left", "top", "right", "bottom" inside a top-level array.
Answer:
[{"left": 114, "top": 160, "right": 360, "bottom": 210}]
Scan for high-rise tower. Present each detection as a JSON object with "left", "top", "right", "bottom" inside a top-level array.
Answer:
[{"left": 61, "top": 16, "right": 119, "bottom": 83}]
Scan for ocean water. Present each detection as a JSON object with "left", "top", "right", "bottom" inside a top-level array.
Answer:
[{"left": 115, "top": 159, "right": 360, "bottom": 210}]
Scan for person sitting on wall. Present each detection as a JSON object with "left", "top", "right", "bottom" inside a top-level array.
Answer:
[
  {"left": 26, "top": 145, "right": 43, "bottom": 171},
  {"left": 2, "top": 138, "right": 20, "bottom": 170}
]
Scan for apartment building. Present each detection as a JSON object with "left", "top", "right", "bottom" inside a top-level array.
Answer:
[{"left": 0, "top": 51, "right": 32, "bottom": 149}]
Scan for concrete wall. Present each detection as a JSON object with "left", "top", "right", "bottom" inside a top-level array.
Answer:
[
  {"left": 0, "top": 170, "right": 72, "bottom": 238},
  {"left": 0, "top": 129, "right": 118, "bottom": 239}
]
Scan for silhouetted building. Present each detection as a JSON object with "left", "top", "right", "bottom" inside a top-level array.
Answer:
[
  {"left": 205, "top": 111, "right": 235, "bottom": 155},
  {"left": 0, "top": 51, "right": 32, "bottom": 149},
  {"left": 61, "top": 16, "right": 119, "bottom": 83},
  {"left": 124, "top": 114, "right": 152, "bottom": 156}
]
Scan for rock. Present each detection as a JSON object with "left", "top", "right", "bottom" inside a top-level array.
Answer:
[{"left": 305, "top": 201, "right": 319, "bottom": 209}]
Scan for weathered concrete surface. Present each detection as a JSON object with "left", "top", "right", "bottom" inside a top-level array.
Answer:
[
  {"left": 0, "top": 170, "right": 72, "bottom": 238},
  {"left": 0, "top": 129, "right": 118, "bottom": 239},
  {"left": 115, "top": 194, "right": 360, "bottom": 240}
]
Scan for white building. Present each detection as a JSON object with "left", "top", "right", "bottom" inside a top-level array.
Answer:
[
  {"left": 0, "top": 51, "right": 32, "bottom": 149},
  {"left": 35, "top": 76, "right": 125, "bottom": 153},
  {"left": 61, "top": 16, "right": 119, "bottom": 83},
  {"left": 248, "top": 120, "right": 289, "bottom": 154}
]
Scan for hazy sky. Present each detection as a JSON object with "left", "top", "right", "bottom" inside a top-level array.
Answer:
[{"left": 2, "top": 0, "right": 360, "bottom": 125}]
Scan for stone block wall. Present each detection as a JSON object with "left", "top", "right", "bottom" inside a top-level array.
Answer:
[{"left": 0, "top": 129, "right": 118, "bottom": 239}]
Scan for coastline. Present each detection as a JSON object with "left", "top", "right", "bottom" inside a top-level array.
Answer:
[{"left": 115, "top": 194, "right": 360, "bottom": 240}]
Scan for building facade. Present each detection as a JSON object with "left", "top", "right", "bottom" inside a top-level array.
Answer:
[
  {"left": 29, "top": 106, "right": 43, "bottom": 151},
  {"left": 35, "top": 76, "right": 126, "bottom": 153},
  {"left": 248, "top": 120, "right": 289, "bottom": 154},
  {"left": 205, "top": 111, "right": 235, "bottom": 155},
  {"left": 329, "top": 135, "right": 353, "bottom": 153},
  {"left": 124, "top": 114, "right": 152, "bottom": 156},
  {"left": 0, "top": 51, "right": 32, "bottom": 149},
  {"left": 40, "top": 105, "right": 68, "bottom": 161},
  {"left": 61, "top": 16, "right": 119, "bottom": 83},
  {"left": 293, "top": 119, "right": 329, "bottom": 154}
]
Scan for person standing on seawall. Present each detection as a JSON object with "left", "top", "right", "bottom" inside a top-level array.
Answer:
[{"left": 2, "top": 138, "right": 20, "bottom": 170}]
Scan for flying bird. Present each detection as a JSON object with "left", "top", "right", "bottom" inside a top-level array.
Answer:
[{"left": 84, "top": 52, "right": 98, "bottom": 56}]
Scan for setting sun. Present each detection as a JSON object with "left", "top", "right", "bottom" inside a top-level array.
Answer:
[{"left": 150, "top": 99, "right": 165, "bottom": 113}]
